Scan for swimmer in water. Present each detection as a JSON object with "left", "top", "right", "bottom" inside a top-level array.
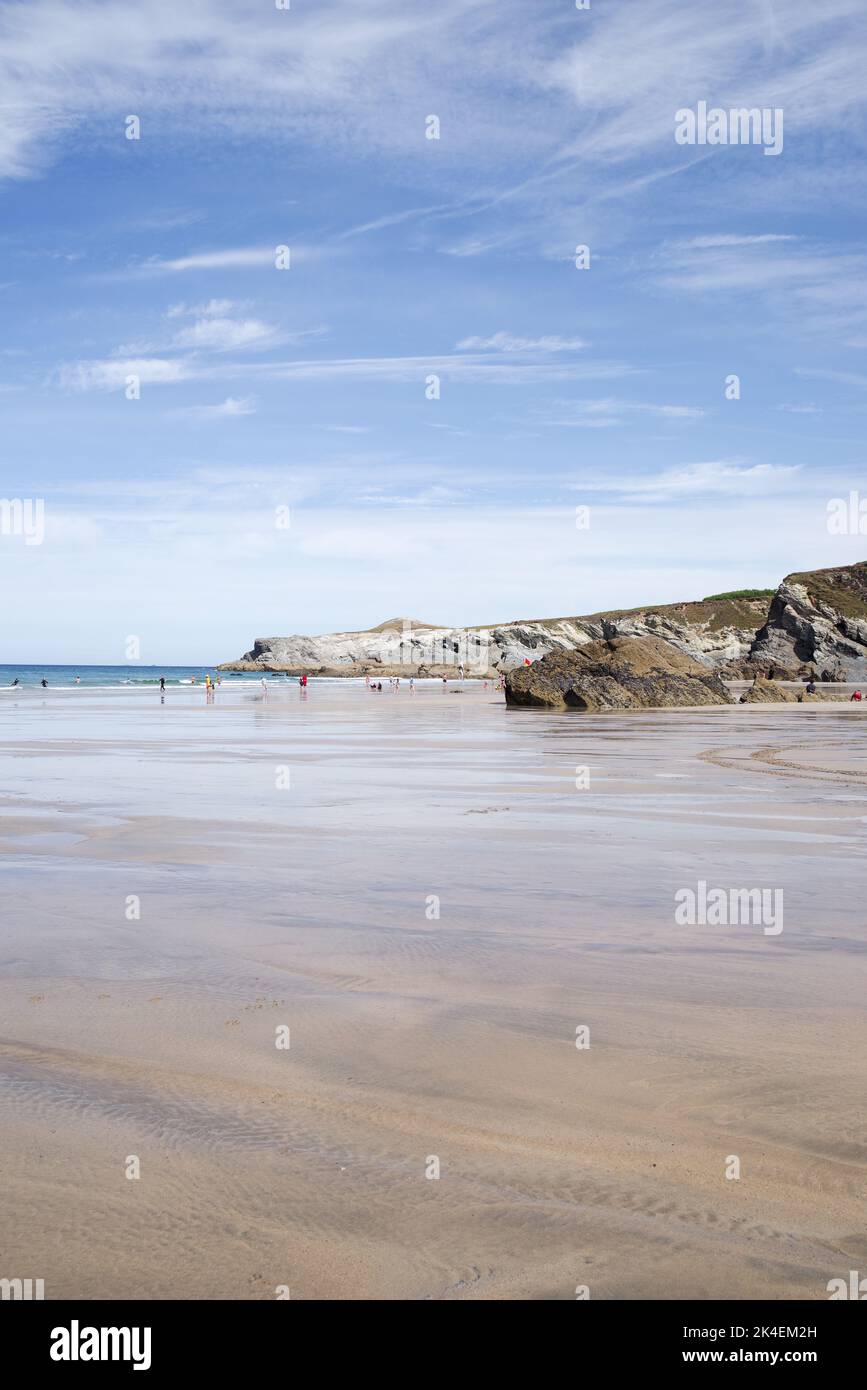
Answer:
[{"left": 41, "top": 678, "right": 48, "bottom": 688}]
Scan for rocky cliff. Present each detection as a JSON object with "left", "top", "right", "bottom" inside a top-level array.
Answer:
[
  {"left": 219, "top": 563, "right": 867, "bottom": 679},
  {"left": 745, "top": 563, "right": 867, "bottom": 678},
  {"left": 220, "top": 597, "right": 768, "bottom": 676}
]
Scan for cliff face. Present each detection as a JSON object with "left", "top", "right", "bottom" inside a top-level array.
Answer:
[
  {"left": 746, "top": 563, "right": 867, "bottom": 678},
  {"left": 219, "top": 564, "right": 867, "bottom": 678},
  {"left": 220, "top": 599, "right": 767, "bottom": 676}
]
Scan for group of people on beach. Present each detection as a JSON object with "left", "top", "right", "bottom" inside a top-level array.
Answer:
[
  {"left": 358, "top": 671, "right": 502, "bottom": 691},
  {"left": 365, "top": 675, "right": 411, "bottom": 691},
  {"left": 9, "top": 676, "right": 78, "bottom": 687},
  {"left": 258, "top": 674, "right": 308, "bottom": 698}
]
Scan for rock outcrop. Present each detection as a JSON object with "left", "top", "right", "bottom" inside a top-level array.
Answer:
[
  {"left": 747, "top": 563, "right": 867, "bottom": 678},
  {"left": 738, "top": 677, "right": 798, "bottom": 705},
  {"left": 504, "top": 636, "right": 734, "bottom": 711}
]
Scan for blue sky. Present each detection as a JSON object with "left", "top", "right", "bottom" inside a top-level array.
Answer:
[{"left": 1, "top": 0, "right": 867, "bottom": 662}]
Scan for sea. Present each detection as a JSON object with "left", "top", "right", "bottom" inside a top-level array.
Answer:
[{"left": 0, "top": 664, "right": 278, "bottom": 689}]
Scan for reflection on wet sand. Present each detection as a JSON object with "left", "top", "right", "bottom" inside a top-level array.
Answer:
[{"left": 1, "top": 684, "right": 865, "bottom": 1299}]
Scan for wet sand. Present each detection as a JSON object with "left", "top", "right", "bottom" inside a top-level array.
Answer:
[{"left": 1, "top": 682, "right": 866, "bottom": 1299}]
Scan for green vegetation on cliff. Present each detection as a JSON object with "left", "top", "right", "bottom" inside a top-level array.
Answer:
[{"left": 703, "top": 589, "right": 775, "bottom": 601}]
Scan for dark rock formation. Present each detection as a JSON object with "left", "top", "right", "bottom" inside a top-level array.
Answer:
[
  {"left": 504, "top": 636, "right": 734, "bottom": 711},
  {"left": 748, "top": 563, "right": 867, "bottom": 678},
  {"left": 719, "top": 658, "right": 809, "bottom": 681}
]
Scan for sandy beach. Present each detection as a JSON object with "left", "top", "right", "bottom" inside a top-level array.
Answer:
[{"left": 1, "top": 682, "right": 866, "bottom": 1300}]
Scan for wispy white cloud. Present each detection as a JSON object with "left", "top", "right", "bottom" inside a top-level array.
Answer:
[
  {"left": 128, "top": 209, "right": 204, "bottom": 232},
  {"left": 674, "top": 234, "right": 800, "bottom": 249},
  {"left": 125, "top": 302, "right": 325, "bottom": 356},
  {"left": 58, "top": 349, "right": 632, "bottom": 393},
  {"left": 655, "top": 234, "right": 867, "bottom": 334},
  {"left": 2, "top": 0, "right": 547, "bottom": 181},
  {"left": 176, "top": 396, "right": 256, "bottom": 420},
  {"left": 60, "top": 357, "right": 195, "bottom": 390},
  {"left": 267, "top": 353, "right": 631, "bottom": 385},
  {"left": 133, "top": 247, "right": 281, "bottom": 274},
  {"left": 456, "top": 332, "right": 587, "bottom": 353},
  {"left": 535, "top": 398, "right": 705, "bottom": 429},
  {"left": 171, "top": 315, "right": 281, "bottom": 352},
  {"left": 576, "top": 461, "right": 801, "bottom": 500},
  {"left": 545, "top": 0, "right": 867, "bottom": 163},
  {"left": 166, "top": 299, "right": 241, "bottom": 320}
]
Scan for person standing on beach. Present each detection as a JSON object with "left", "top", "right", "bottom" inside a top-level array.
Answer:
[
  {"left": 260, "top": 677, "right": 268, "bottom": 698},
  {"left": 159, "top": 676, "right": 166, "bottom": 693},
  {"left": 41, "top": 677, "right": 48, "bottom": 688}
]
